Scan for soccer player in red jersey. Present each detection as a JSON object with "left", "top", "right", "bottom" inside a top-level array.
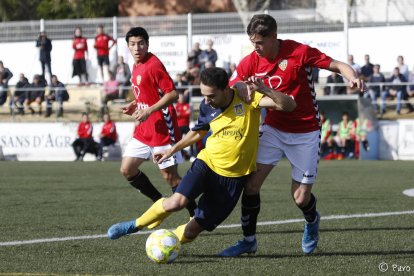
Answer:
[
  {"left": 118, "top": 27, "right": 196, "bottom": 227},
  {"left": 97, "top": 113, "right": 117, "bottom": 161},
  {"left": 72, "top": 112, "right": 98, "bottom": 161},
  {"left": 94, "top": 25, "right": 116, "bottom": 82},
  {"left": 219, "top": 14, "right": 366, "bottom": 257},
  {"left": 72, "top": 27, "right": 88, "bottom": 85}
]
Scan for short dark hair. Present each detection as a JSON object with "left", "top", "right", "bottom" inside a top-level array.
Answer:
[
  {"left": 247, "top": 14, "right": 277, "bottom": 37},
  {"left": 200, "top": 67, "right": 229, "bottom": 90},
  {"left": 125, "top": 27, "right": 149, "bottom": 43}
]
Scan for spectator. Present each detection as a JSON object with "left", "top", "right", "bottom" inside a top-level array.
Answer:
[
  {"left": 352, "top": 115, "right": 371, "bottom": 159},
  {"left": 361, "top": 54, "right": 374, "bottom": 81},
  {"left": 198, "top": 39, "right": 218, "bottom": 70},
  {"left": 347, "top": 54, "right": 361, "bottom": 76},
  {"left": 100, "top": 70, "right": 119, "bottom": 117},
  {"left": 324, "top": 71, "right": 345, "bottom": 95},
  {"left": 227, "top": 62, "right": 237, "bottom": 78},
  {"left": 97, "top": 113, "right": 117, "bottom": 161},
  {"left": 35, "top": 31, "right": 52, "bottom": 83},
  {"left": 174, "top": 92, "right": 191, "bottom": 136},
  {"left": 312, "top": 67, "right": 320, "bottom": 83},
  {"left": 408, "top": 66, "right": 414, "bottom": 99},
  {"left": 9, "top": 73, "right": 29, "bottom": 115},
  {"left": 72, "top": 27, "right": 89, "bottom": 86},
  {"left": 365, "top": 64, "right": 385, "bottom": 112},
  {"left": 0, "top": 61, "right": 13, "bottom": 106},
  {"left": 320, "top": 112, "right": 336, "bottom": 159},
  {"left": 187, "top": 42, "right": 202, "bottom": 68},
  {"left": 94, "top": 25, "right": 116, "bottom": 82},
  {"left": 397, "top": 55, "right": 409, "bottom": 81},
  {"left": 72, "top": 112, "right": 98, "bottom": 161},
  {"left": 381, "top": 67, "right": 414, "bottom": 115},
  {"left": 335, "top": 111, "right": 354, "bottom": 159},
  {"left": 25, "top": 74, "right": 46, "bottom": 115},
  {"left": 45, "top": 75, "right": 69, "bottom": 117},
  {"left": 113, "top": 56, "right": 131, "bottom": 99},
  {"left": 0, "top": 61, "right": 13, "bottom": 86}
]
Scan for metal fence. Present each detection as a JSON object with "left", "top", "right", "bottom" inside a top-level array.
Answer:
[{"left": 1, "top": 3, "right": 414, "bottom": 43}]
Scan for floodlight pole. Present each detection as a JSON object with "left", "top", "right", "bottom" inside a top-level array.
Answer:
[
  {"left": 187, "top": 13, "right": 192, "bottom": 58},
  {"left": 344, "top": 0, "right": 349, "bottom": 61}
]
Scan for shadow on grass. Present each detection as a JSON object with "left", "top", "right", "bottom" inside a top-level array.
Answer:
[{"left": 188, "top": 249, "right": 414, "bottom": 260}]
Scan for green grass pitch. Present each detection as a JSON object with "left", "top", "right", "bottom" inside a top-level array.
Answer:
[{"left": 0, "top": 160, "right": 413, "bottom": 275}]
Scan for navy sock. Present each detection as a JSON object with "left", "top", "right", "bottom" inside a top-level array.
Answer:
[
  {"left": 241, "top": 193, "right": 261, "bottom": 237},
  {"left": 128, "top": 171, "right": 162, "bottom": 202},
  {"left": 300, "top": 193, "right": 317, "bottom": 223}
]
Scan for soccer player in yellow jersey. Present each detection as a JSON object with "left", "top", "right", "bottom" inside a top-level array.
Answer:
[{"left": 107, "top": 67, "right": 296, "bottom": 245}]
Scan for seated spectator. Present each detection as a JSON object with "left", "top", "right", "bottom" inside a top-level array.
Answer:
[
  {"left": 97, "top": 113, "right": 117, "bottom": 161},
  {"left": 381, "top": 67, "right": 414, "bottom": 115},
  {"left": 365, "top": 64, "right": 385, "bottom": 112},
  {"left": 334, "top": 111, "right": 354, "bottom": 159},
  {"left": 45, "top": 75, "right": 69, "bottom": 117},
  {"left": 114, "top": 56, "right": 131, "bottom": 99},
  {"left": 312, "top": 67, "right": 320, "bottom": 83},
  {"left": 324, "top": 72, "right": 345, "bottom": 95},
  {"left": 100, "top": 70, "right": 119, "bottom": 117},
  {"left": 72, "top": 112, "right": 99, "bottom": 161},
  {"left": 25, "top": 74, "right": 46, "bottom": 115},
  {"left": 397, "top": 55, "right": 409, "bottom": 81},
  {"left": 0, "top": 61, "right": 13, "bottom": 106},
  {"left": 360, "top": 54, "right": 374, "bottom": 81},
  {"left": 407, "top": 66, "right": 414, "bottom": 100},
  {"left": 320, "top": 111, "right": 336, "bottom": 159},
  {"left": 9, "top": 73, "right": 29, "bottom": 115},
  {"left": 352, "top": 115, "right": 371, "bottom": 159}
]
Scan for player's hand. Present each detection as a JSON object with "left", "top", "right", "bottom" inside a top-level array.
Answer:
[
  {"left": 153, "top": 150, "right": 172, "bottom": 164},
  {"left": 134, "top": 108, "right": 151, "bottom": 123},
  {"left": 121, "top": 101, "right": 136, "bottom": 116},
  {"left": 245, "top": 76, "right": 267, "bottom": 93},
  {"left": 233, "top": 81, "right": 252, "bottom": 103},
  {"left": 348, "top": 78, "right": 367, "bottom": 93}
]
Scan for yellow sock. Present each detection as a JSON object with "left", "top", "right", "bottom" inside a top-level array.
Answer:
[
  {"left": 136, "top": 198, "right": 171, "bottom": 228},
  {"left": 173, "top": 223, "right": 194, "bottom": 245}
]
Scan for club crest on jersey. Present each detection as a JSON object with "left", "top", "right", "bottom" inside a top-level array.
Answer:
[
  {"left": 136, "top": 75, "right": 142, "bottom": 85},
  {"left": 278, "top": 59, "right": 288, "bottom": 71},
  {"left": 234, "top": 103, "right": 244, "bottom": 116}
]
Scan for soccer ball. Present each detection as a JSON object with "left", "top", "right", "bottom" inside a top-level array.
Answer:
[{"left": 145, "top": 229, "right": 181, "bottom": 264}]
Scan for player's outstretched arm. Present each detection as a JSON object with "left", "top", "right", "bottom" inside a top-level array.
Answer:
[
  {"left": 329, "top": 59, "right": 367, "bottom": 93},
  {"left": 153, "top": 130, "right": 207, "bottom": 164}
]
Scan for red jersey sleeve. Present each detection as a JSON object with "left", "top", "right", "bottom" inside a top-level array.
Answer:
[
  {"left": 151, "top": 61, "right": 175, "bottom": 94},
  {"left": 229, "top": 54, "right": 255, "bottom": 87},
  {"left": 300, "top": 44, "right": 332, "bottom": 69}
]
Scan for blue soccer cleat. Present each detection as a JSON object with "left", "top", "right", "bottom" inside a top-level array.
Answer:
[
  {"left": 218, "top": 239, "right": 257, "bottom": 257},
  {"left": 107, "top": 220, "right": 138, "bottom": 240},
  {"left": 302, "top": 211, "right": 320, "bottom": 254}
]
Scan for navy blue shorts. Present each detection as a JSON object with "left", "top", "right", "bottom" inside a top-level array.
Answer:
[{"left": 176, "top": 159, "right": 249, "bottom": 231}]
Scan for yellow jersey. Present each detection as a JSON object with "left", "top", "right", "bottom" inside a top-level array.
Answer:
[{"left": 193, "top": 90, "right": 264, "bottom": 177}]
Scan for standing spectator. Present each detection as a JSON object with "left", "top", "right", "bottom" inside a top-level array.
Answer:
[
  {"left": 360, "top": 54, "right": 374, "bottom": 81},
  {"left": 187, "top": 42, "right": 202, "bottom": 68},
  {"left": 408, "top": 66, "right": 414, "bottom": 100},
  {"left": 381, "top": 67, "right": 414, "bottom": 115},
  {"left": 97, "top": 113, "right": 117, "bottom": 161},
  {"left": 45, "top": 75, "right": 69, "bottom": 117},
  {"left": 113, "top": 56, "right": 131, "bottom": 99},
  {"left": 100, "top": 70, "right": 119, "bottom": 117},
  {"left": 365, "top": 64, "right": 386, "bottom": 112},
  {"left": 25, "top": 74, "right": 46, "bottom": 115},
  {"left": 10, "top": 73, "right": 29, "bottom": 115},
  {"left": 94, "top": 25, "right": 116, "bottom": 82},
  {"left": 347, "top": 54, "right": 361, "bottom": 76},
  {"left": 72, "top": 113, "right": 98, "bottom": 161},
  {"left": 36, "top": 31, "right": 52, "bottom": 83},
  {"left": 0, "top": 61, "right": 13, "bottom": 106},
  {"left": 397, "top": 55, "right": 409, "bottom": 81},
  {"left": 72, "top": 27, "right": 88, "bottom": 86},
  {"left": 324, "top": 71, "right": 345, "bottom": 95},
  {"left": 198, "top": 39, "right": 218, "bottom": 70},
  {"left": 227, "top": 62, "right": 237, "bottom": 78}
]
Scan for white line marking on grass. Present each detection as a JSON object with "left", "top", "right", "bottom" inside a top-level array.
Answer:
[{"left": 1, "top": 210, "right": 413, "bottom": 247}]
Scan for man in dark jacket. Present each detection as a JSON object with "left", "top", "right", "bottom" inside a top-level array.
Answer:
[{"left": 36, "top": 31, "right": 52, "bottom": 82}]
